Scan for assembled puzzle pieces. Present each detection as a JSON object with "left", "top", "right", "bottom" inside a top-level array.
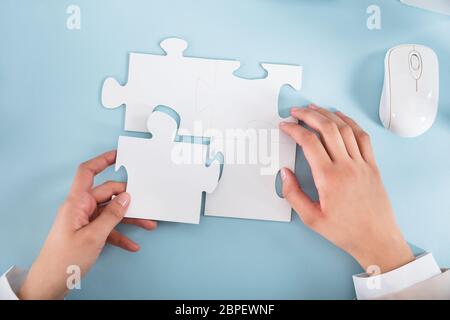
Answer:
[
  {"left": 104, "top": 37, "right": 303, "bottom": 223},
  {"left": 116, "top": 106, "right": 221, "bottom": 224}
]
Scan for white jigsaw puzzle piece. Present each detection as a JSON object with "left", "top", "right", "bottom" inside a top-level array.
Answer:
[
  {"left": 104, "top": 37, "right": 302, "bottom": 223},
  {"left": 201, "top": 62, "right": 301, "bottom": 142},
  {"left": 102, "top": 37, "right": 239, "bottom": 136},
  {"left": 206, "top": 136, "right": 296, "bottom": 222},
  {"left": 198, "top": 61, "right": 302, "bottom": 222},
  {"left": 115, "top": 108, "right": 221, "bottom": 224}
]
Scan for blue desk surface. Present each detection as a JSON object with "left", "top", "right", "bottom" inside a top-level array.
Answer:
[{"left": 0, "top": 0, "right": 449, "bottom": 299}]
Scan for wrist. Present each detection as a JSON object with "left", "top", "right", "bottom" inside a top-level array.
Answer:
[
  {"left": 19, "top": 258, "right": 67, "bottom": 300},
  {"left": 350, "top": 236, "right": 415, "bottom": 274}
]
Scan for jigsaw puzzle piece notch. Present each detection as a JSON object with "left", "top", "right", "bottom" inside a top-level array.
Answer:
[
  {"left": 261, "top": 63, "right": 303, "bottom": 123},
  {"left": 232, "top": 61, "right": 268, "bottom": 80}
]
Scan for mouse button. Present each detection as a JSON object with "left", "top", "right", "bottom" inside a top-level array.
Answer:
[
  {"left": 388, "top": 52, "right": 410, "bottom": 82},
  {"left": 418, "top": 62, "right": 439, "bottom": 102},
  {"left": 390, "top": 92, "right": 412, "bottom": 128},
  {"left": 389, "top": 46, "right": 408, "bottom": 64},
  {"left": 390, "top": 65, "right": 415, "bottom": 96},
  {"left": 412, "top": 97, "right": 435, "bottom": 130},
  {"left": 417, "top": 77, "right": 435, "bottom": 96}
]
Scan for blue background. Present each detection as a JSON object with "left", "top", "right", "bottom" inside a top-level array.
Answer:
[{"left": 0, "top": 0, "right": 449, "bottom": 299}]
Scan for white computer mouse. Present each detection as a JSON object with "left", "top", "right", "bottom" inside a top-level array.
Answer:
[{"left": 379, "top": 44, "right": 439, "bottom": 137}]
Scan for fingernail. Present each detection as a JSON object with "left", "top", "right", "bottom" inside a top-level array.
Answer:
[
  {"left": 116, "top": 192, "right": 130, "bottom": 207},
  {"left": 281, "top": 168, "right": 288, "bottom": 181},
  {"left": 279, "top": 121, "right": 288, "bottom": 127},
  {"left": 290, "top": 107, "right": 300, "bottom": 113},
  {"left": 308, "top": 104, "right": 319, "bottom": 110}
]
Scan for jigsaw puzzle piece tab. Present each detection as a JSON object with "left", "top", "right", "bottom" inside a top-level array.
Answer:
[
  {"left": 102, "top": 77, "right": 127, "bottom": 109},
  {"left": 160, "top": 37, "right": 188, "bottom": 58}
]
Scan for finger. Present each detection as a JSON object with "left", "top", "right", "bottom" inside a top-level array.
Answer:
[
  {"left": 86, "top": 192, "right": 130, "bottom": 241},
  {"left": 310, "top": 105, "right": 362, "bottom": 160},
  {"left": 91, "top": 181, "right": 126, "bottom": 203},
  {"left": 71, "top": 150, "right": 117, "bottom": 193},
  {"left": 107, "top": 229, "right": 140, "bottom": 252},
  {"left": 279, "top": 121, "right": 331, "bottom": 174},
  {"left": 291, "top": 107, "right": 348, "bottom": 161},
  {"left": 281, "top": 168, "right": 321, "bottom": 228},
  {"left": 122, "top": 218, "right": 157, "bottom": 230},
  {"left": 335, "top": 112, "right": 375, "bottom": 164}
]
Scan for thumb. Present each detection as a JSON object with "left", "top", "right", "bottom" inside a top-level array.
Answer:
[
  {"left": 281, "top": 168, "right": 320, "bottom": 227},
  {"left": 87, "top": 192, "right": 130, "bottom": 241}
]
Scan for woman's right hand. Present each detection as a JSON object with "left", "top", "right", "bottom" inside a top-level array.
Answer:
[{"left": 280, "top": 105, "right": 414, "bottom": 274}]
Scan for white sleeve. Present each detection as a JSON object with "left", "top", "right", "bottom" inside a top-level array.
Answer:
[
  {"left": 352, "top": 253, "right": 442, "bottom": 300},
  {"left": 0, "top": 266, "right": 27, "bottom": 300}
]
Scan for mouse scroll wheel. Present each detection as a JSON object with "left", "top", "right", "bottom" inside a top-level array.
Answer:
[{"left": 410, "top": 53, "right": 421, "bottom": 71}]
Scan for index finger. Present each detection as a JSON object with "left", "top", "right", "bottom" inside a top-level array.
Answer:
[
  {"left": 279, "top": 122, "right": 331, "bottom": 173},
  {"left": 71, "top": 150, "right": 117, "bottom": 193}
]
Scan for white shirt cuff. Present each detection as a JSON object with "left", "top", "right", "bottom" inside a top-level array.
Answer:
[
  {"left": 0, "top": 266, "right": 27, "bottom": 300},
  {"left": 353, "top": 252, "right": 442, "bottom": 300}
]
